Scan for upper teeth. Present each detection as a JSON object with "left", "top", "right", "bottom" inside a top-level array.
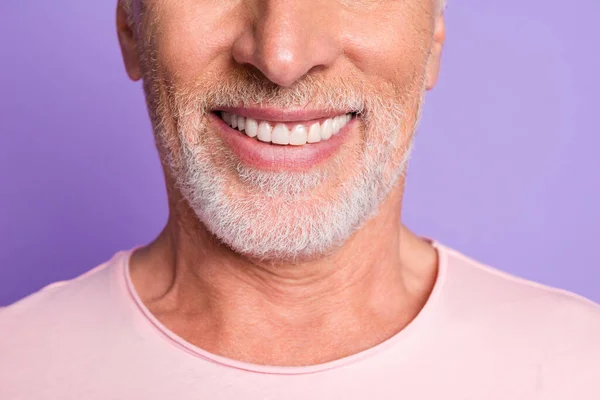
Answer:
[{"left": 220, "top": 112, "right": 352, "bottom": 146}]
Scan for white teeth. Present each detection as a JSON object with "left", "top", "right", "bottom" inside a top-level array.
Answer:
[
  {"left": 245, "top": 118, "right": 258, "bottom": 137},
  {"left": 320, "top": 119, "right": 333, "bottom": 141},
  {"left": 221, "top": 112, "right": 352, "bottom": 146},
  {"left": 237, "top": 116, "right": 246, "bottom": 132},
  {"left": 332, "top": 116, "right": 341, "bottom": 135},
  {"left": 257, "top": 121, "right": 273, "bottom": 143},
  {"left": 289, "top": 125, "right": 308, "bottom": 146},
  {"left": 272, "top": 124, "right": 290, "bottom": 145},
  {"left": 307, "top": 123, "right": 321, "bottom": 143}
]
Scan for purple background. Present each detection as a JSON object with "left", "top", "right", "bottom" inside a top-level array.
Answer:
[{"left": 1, "top": 1, "right": 599, "bottom": 306}]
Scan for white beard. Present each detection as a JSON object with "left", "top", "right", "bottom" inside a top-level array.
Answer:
[
  {"left": 151, "top": 71, "right": 425, "bottom": 262},
  {"left": 172, "top": 120, "right": 414, "bottom": 263}
]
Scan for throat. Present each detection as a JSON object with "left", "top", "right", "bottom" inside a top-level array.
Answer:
[
  {"left": 147, "top": 271, "right": 421, "bottom": 367},
  {"left": 139, "top": 256, "right": 420, "bottom": 366},
  {"left": 128, "top": 221, "right": 438, "bottom": 367}
]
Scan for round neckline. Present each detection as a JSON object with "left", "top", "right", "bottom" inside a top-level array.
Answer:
[{"left": 122, "top": 241, "right": 449, "bottom": 375}]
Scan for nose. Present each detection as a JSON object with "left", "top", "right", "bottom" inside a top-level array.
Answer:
[{"left": 232, "top": 0, "right": 341, "bottom": 87}]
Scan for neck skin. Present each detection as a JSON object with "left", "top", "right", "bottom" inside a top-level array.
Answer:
[{"left": 130, "top": 175, "right": 439, "bottom": 367}]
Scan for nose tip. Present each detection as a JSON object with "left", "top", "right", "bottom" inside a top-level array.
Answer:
[
  {"left": 253, "top": 42, "right": 313, "bottom": 88},
  {"left": 231, "top": 3, "right": 340, "bottom": 88},
  {"left": 233, "top": 30, "right": 320, "bottom": 88}
]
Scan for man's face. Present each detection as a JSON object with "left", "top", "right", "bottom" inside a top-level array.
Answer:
[{"left": 122, "top": 0, "right": 444, "bottom": 261}]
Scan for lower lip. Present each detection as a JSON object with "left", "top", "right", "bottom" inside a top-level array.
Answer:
[{"left": 210, "top": 113, "right": 354, "bottom": 171}]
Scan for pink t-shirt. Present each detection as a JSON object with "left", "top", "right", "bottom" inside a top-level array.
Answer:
[{"left": 1, "top": 242, "right": 599, "bottom": 399}]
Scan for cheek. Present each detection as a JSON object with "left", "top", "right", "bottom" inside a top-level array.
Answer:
[
  {"left": 149, "top": 2, "right": 243, "bottom": 84},
  {"left": 340, "top": 5, "right": 433, "bottom": 88}
]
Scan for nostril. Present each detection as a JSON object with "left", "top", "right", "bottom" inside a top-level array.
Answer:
[{"left": 232, "top": 32, "right": 325, "bottom": 88}]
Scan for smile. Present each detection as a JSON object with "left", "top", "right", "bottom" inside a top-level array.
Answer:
[
  {"left": 219, "top": 111, "right": 353, "bottom": 146},
  {"left": 211, "top": 108, "right": 356, "bottom": 170}
]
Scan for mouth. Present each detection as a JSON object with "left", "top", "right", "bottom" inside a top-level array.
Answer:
[
  {"left": 217, "top": 110, "right": 354, "bottom": 146},
  {"left": 210, "top": 107, "right": 357, "bottom": 170}
]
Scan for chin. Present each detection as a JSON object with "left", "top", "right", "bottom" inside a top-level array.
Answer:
[{"left": 193, "top": 192, "right": 354, "bottom": 262}]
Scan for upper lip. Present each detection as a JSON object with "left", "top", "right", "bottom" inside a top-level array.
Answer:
[{"left": 213, "top": 107, "right": 352, "bottom": 123}]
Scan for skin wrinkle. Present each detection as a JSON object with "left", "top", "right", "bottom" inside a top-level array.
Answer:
[
  {"left": 144, "top": 52, "right": 420, "bottom": 258},
  {"left": 121, "top": 0, "right": 448, "bottom": 23},
  {"left": 117, "top": 0, "right": 445, "bottom": 366}
]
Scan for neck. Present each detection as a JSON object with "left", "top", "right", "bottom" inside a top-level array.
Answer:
[{"left": 130, "top": 184, "right": 438, "bottom": 366}]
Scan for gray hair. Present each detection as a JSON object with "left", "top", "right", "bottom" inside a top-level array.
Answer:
[{"left": 120, "top": 0, "right": 447, "bottom": 25}]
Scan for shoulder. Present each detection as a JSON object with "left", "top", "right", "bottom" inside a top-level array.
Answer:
[
  {"left": 440, "top": 243, "right": 599, "bottom": 312},
  {"left": 0, "top": 250, "right": 154, "bottom": 397},
  {"left": 438, "top": 242, "right": 600, "bottom": 329},
  {"left": 0, "top": 250, "right": 133, "bottom": 353},
  {"left": 0, "top": 251, "right": 137, "bottom": 394},
  {"left": 436, "top": 242, "right": 600, "bottom": 358},
  {"left": 2, "top": 251, "right": 128, "bottom": 318},
  {"left": 435, "top": 243, "right": 600, "bottom": 395}
]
